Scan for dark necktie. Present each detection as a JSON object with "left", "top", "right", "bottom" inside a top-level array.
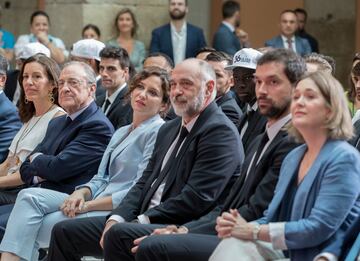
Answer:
[
  {"left": 224, "top": 132, "right": 269, "bottom": 210},
  {"left": 63, "top": 117, "right": 72, "bottom": 129},
  {"left": 247, "top": 132, "right": 269, "bottom": 175},
  {"left": 159, "top": 126, "right": 189, "bottom": 180},
  {"left": 103, "top": 99, "right": 111, "bottom": 113},
  {"left": 141, "top": 126, "right": 189, "bottom": 211}
]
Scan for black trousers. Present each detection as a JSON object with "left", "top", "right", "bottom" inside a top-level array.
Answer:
[
  {"left": 48, "top": 216, "right": 107, "bottom": 261},
  {"left": 103, "top": 222, "right": 166, "bottom": 261},
  {"left": 48, "top": 216, "right": 165, "bottom": 261},
  {"left": 104, "top": 222, "right": 220, "bottom": 261}
]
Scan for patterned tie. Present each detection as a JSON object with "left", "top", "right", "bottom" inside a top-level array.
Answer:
[{"left": 286, "top": 39, "right": 293, "bottom": 50}]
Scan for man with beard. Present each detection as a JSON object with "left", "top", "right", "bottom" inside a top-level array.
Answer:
[
  {"left": 294, "top": 8, "right": 319, "bottom": 53},
  {"left": 149, "top": 0, "right": 206, "bottom": 65},
  {"left": 227, "top": 48, "right": 267, "bottom": 154},
  {"left": 47, "top": 58, "right": 244, "bottom": 261},
  {"left": 121, "top": 48, "right": 304, "bottom": 261},
  {"left": 213, "top": 1, "right": 242, "bottom": 56}
]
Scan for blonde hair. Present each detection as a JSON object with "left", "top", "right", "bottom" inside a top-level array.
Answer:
[{"left": 288, "top": 71, "right": 353, "bottom": 142}]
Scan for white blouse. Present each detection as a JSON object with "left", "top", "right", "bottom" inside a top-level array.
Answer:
[{"left": 7, "top": 106, "right": 64, "bottom": 174}]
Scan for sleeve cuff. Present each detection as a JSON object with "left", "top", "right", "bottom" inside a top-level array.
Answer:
[
  {"left": 313, "top": 252, "right": 338, "bottom": 261},
  {"left": 107, "top": 215, "right": 125, "bottom": 224},
  {"left": 137, "top": 214, "right": 150, "bottom": 224},
  {"left": 269, "top": 222, "right": 287, "bottom": 250},
  {"left": 30, "top": 152, "right": 43, "bottom": 163},
  {"left": 32, "top": 176, "right": 39, "bottom": 185}
]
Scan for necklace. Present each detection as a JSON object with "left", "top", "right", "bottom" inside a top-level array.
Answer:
[{"left": 9, "top": 104, "right": 55, "bottom": 167}]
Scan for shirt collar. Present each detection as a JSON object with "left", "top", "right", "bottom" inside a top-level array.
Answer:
[
  {"left": 247, "top": 102, "right": 258, "bottom": 113},
  {"left": 266, "top": 113, "right": 291, "bottom": 141},
  {"left": 222, "top": 21, "right": 235, "bottom": 32},
  {"left": 171, "top": 21, "right": 187, "bottom": 34},
  {"left": 0, "top": 90, "right": 3, "bottom": 95},
  {"left": 68, "top": 101, "right": 93, "bottom": 120},
  {"left": 182, "top": 114, "right": 200, "bottom": 133},
  {"left": 106, "top": 83, "right": 127, "bottom": 104},
  {"left": 281, "top": 35, "right": 295, "bottom": 43}
]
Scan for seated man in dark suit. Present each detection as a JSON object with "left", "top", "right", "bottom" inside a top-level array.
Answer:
[
  {"left": 213, "top": 0, "right": 241, "bottom": 56},
  {"left": 47, "top": 58, "right": 244, "bottom": 260},
  {"left": 226, "top": 48, "right": 267, "bottom": 154},
  {"left": 205, "top": 51, "right": 243, "bottom": 127},
  {"left": 20, "top": 61, "right": 114, "bottom": 194},
  {"left": 0, "top": 54, "right": 21, "bottom": 163},
  {"left": 149, "top": 0, "right": 206, "bottom": 64},
  {"left": 128, "top": 48, "right": 305, "bottom": 261},
  {"left": 96, "top": 46, "right": 132, "bottom": 129},
  {"left": 0, "top": 61, "right": 114, "bottom": 238},
  {"left": 265, "top": 10, "right": 311, "bottom": 56}
]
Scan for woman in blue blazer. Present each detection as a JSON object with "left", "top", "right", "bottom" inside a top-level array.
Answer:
[
  {"left": 0, "top": 67, "right": 170, "bottom": 261},
  {"left": 210, "top": 71, "right": 360, "bottom": 261}
]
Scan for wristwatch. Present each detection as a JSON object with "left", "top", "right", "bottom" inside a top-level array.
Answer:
[{"left": 252, "top": 223, "right": 261, "bottom": 240}]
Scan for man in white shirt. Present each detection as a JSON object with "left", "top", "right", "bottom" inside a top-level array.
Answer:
[
  {"left": 150, "top": 0, "right": 207, "bottom": 65},
  {"left": 265, "top": 10, "right": 311, "bottom": 56}
]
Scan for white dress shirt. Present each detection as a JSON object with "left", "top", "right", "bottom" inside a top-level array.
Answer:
[{"left": 171, "top": 22, "right": 187, "bottom": 65}]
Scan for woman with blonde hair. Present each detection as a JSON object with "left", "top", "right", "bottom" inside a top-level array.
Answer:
[{"left": 211, "top": 71, "right": 359, "bottom": 261}]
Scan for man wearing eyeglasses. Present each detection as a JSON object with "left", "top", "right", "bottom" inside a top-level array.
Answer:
[{"left": 20, "top": 61, "right": 114, "bottom": 194}]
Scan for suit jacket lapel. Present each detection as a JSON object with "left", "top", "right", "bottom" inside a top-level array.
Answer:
[
  {"left": 162, "top": 102, "right": 218, "bottom": 197},
  {"left": 276, "top": 36, "right": 285, "bottom": 48},
  {"left": 290, "top": 140, "right": 332, "bottom": 220},
  {"left": 165, "top": 24, "right": 174, "bottom": 61},
  {"left": 107, "top": 85, "right": 128, "bottom": 116},
  {"left": 265, "top": 145, "right": 306, "bottom": 222},
  {"left": 141, "top": 119, "right": 181, "bottom": 210},
  {"left": 54, "top": 102, "right": 97, "bottom": 153}
]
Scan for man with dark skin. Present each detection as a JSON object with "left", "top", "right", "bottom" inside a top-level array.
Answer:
[{"left": 226, "top": 48, "right": 267, "bottom": 153}]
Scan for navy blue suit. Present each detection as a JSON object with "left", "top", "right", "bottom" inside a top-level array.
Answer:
[
  {"left": 212, "top": 23, "right": 241, "bottom": 56},
  {"left": 150, "top": 23, "right": 206, "bottom": 62},
  {"left": 265, "top": 35, "right": 311, "bottom": 56},
  {"left": 20, "top": 101, "right": 114, "bottom": 194},
  {"left": 0, "top": 92, "right": 21, "bottom": 163}
]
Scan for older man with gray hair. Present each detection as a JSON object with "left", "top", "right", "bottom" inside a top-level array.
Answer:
[{"left": 47, "top": 58, "right": 244, "bottom": 261}]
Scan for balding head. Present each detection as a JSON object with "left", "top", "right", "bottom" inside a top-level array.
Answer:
[{"left": 169, "top": 58, "right": 216, "bottom": 122}]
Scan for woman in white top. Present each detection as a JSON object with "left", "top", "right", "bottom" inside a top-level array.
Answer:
[
  {"left": 14, "top": 11, "right": 67, "bottom": 64},
  {"left": 0, "top": 53, "right": 64, "bottom": 203}
]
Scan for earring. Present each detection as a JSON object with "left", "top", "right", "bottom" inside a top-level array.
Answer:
[
  {"left": 25, "top": 98, "right": 28, "bottom": 104},
  {"left": 48, "top": 91, "right": 55, "bottom": 104}
]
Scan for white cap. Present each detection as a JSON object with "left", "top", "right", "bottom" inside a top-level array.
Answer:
[
  {"left": 225, "top": 48, "right": 263, "bottom": 70},
  {"left": 70, "top": 39, "right": 105, "bottom": 61},
  {"left": 17, "top": 42, "right": 51, "bottom": 60}
]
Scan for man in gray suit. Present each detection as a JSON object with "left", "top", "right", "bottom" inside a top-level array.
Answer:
[
  {"left": 213, "top": 0, "right": 241, "bottom": 56},
  {"left": 265, "top": 10, "right": 311, "bottom": 56}
]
